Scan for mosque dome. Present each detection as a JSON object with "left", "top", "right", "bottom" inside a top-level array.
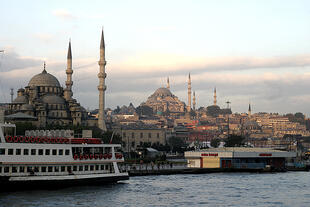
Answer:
[
  {"left": 13, "top": 96, "right": 28, "bottom": 104},
  {"left": 152, "top": 87, "right": 173, "bottom": 97},
  {"left": 42, "top": 95, "right": 65, "bottom": 104},
  {"left": 28, "top": 69, "right": 60, "bottom": 87}
]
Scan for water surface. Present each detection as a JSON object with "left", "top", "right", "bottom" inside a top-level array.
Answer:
[{"left": 1, "top": 172, "right": 310, "bottom": 207}]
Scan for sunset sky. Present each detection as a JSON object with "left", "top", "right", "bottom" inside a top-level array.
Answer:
[{"left": 1, "top": 0, "right": 310, "bottom": 115}]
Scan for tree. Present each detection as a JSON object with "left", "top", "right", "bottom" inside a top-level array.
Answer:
[
  {"left": 224, "top": 135, "right": 245, "bottom": 147},
  {"left": 285, "top": 112, "right": 306, "bottom": 125},
  {"left": 211, "top": 138, "right": 221, "bottom": 148},
  {"left": 206, "top": 105, "right": 221, "bottom": 117},
  {"left": 101, "top": 131, "right": 122, "bottom": 144},
  {"left": 168, "top": 136, "right": 187, "bottom": 153},
  {"left": 295, "top": 112, "right": 305, "bottom": 119},
  {"left": 15, "top": 122, "right": 36, "bottom": 135}
]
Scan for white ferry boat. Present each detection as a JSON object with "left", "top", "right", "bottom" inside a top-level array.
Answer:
[{"left": 0, "top": 123, "right": 129, "bottom": 190}]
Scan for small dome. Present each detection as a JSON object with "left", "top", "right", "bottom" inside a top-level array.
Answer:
[
  {"left": 20, "top": 104, "right": 34, "bottom": 111},
  {"left": 13, "top": 96, "right": 28, "bottom": 104},
  {"left": 42, "top": 95, "right": 65, "bottom": 104},
  {"left": 28, "top": 69, "right": 60, "bottom": 87},
  {"left": 152, "top": 87, "right": 173, "bottom": 97}
]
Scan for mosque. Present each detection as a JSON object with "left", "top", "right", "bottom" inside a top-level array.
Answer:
[
  {"left": 6, "top": 31, "right": 107, "bottom": 130},
  {"left": 141, "top": 75, "right": 193, "bottom": 116},
  {"left": 141, "top": 74, "right": 231, "bottom": 118}
]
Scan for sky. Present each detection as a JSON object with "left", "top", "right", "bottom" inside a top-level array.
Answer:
[{"left": 1, "top": 0, "right": 310, "bottom": 115}]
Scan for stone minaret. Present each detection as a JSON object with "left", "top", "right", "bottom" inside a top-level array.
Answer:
[
  {"left": 193, "top": 91, "right": 196, "bottom": 111},
  {"left": 98, "top": 29, "right": 107, "bottom": 131},
  {"left": 187, "top": 73, "right": 191, "bottom": 112},
  {"left": 167, "top": 77, "right": 170, "bottom": 89},
  {"left": 213, "top": 87, "right": 217, "bottom": 106},
  {"left": 248, "top": 103, "right": 251, "bottom": 116},
  {"left": 64, "top": 40, "right": 73, "bottom": 101}
]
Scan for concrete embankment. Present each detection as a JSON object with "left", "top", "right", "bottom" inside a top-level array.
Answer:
[{"left": 119, "top": 163, "right": 309, "bottom": 176}]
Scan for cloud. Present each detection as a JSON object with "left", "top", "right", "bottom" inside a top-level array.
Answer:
[
  {"left": 108, "top": 53, "right": 310, "bottom": 78},
  {"left": 52, "top": 9, "right": 77, "bottom": 20},
  {"left": 0, "top": 48, "right": 42, "bottom": 72},
  {"left": 34, "top": 33, "right": 54, "bottom": 43},
  {"left": 2, "top": 49, "right": 310, "bottom": 115}
]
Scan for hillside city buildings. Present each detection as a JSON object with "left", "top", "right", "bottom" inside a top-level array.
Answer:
[{"left": 1, "top": 29, "right": 310, "bottom": 154}]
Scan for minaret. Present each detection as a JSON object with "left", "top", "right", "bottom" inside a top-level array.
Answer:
[
  {"left": 193, "top": 91, "right": 196, "bottom": 111},
  {"left": 10, "top": 88, "right": 14, "bottom": 103},
  {"left": 167, "top": 77, "right": 170, "bottom": 89},
  {"left": 64, "top": 40, "right": 73, "bottom": 100},
  {"left": 248, "top": 103, "right": 251, "bottom": 116},
  {"left": 187, "top": 73, "right": 191, "bottom": 112},
  {"left": 213, "top": 87, "right": 217, "bottom": 106},
  {"left": 98, "top": 29, "right": 107, "bottom": 131}
]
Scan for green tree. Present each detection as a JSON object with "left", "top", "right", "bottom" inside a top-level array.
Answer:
[
  {"left": 15, "top": 122, "right": 37, "bottom": 135},
  {"left": 101, "top": 131, "right": 122, "bottom": 144},
  {"left": 210, "top": 138, "right": 221, "bottom": 148},
  {"left": 224, "top": 135, "right": 245, "bottom": 147},
  {"left": 168, "top": 136, "right": 187, "bottom": 153}
]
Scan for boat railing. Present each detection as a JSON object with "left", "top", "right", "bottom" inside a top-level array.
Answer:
[
  {"left": 4, "top": 135, "right": 102, "bottom": 144},
  {"left": 72, "top": 152, "right": 123, "bottom": 160}
]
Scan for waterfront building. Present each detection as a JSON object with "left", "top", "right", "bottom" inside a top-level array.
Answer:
[
  {"left": 185, "top": 147, "right": 296, "bottom": 170},
  {"left": 115, "top": 124, "right": 166, "bottom": 152}
]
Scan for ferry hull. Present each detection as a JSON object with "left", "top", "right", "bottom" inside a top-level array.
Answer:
[{"left": 0, "top": 174, "right": 129, "bottom": 191}]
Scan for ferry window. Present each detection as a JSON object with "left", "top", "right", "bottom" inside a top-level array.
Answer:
[
  {"left": 65, "top": 149, "right": 70, "bottom": 155},
  {"left": 0, "top": 148, "right": 5, "bottom": 155},
  {"left": 96, "top": 165, "right": 99, "bottom": 171},
  {"left": 61, "top": 166, "right": 65, "bottom": 172},
  {"left": 67, "top": 166, "right": 72, "bottom": 172},
  {"left": 45, "top": 149, "right": 50, "bottom": 155},
  {"left": 52, "top": 149, "right": 57, "bottom": 155},
  {"left": 12, "top": 167, "right": 17, "bottom": 173},
  {"left": 59, "top": 149, "right": 63, "bottom": 155},
  {"left": 85, "top": 165, "right": 89, "bottom": 171},
  {"left": 8, "top": 149, "right": 13, "bottom": 155},
  {"left": 73, "top": 166, "right": 77, "bottom": 171},
  {"left": 90, "top": 165, "right": 94, "bottom": 171},
  {"left": 27, "top": 167, "right": 32, "bottom": 173},
  {"left": 16, "top": 149, "right": 21, "bottom": 155},
  {"left": 48, "top": 166, "right": 53, "bottom": 172},
  {"left": 105, "top": 165, "right": 109, "bottom": 170},
  {"left": 41, "top": 167, "right": 47, "bottom": 172},
  {"left": 55, "top": 166, "right": 59, "bottom": 172},
  {"left": 39, "top": 149, "right": 43, "bottom": 155},
  {"left": 24, "top": 149, "right": 29, "bottom": 155},
  {"left": 31, "top": 149, "right": 36, "bottom": 155},
  {"left": 4, "top": 167, "right": 9, "bottom": 173},
  {"left": 34, "top": 167, "right": 39, "bottom": 172},
  {"left": 101, "top": 165, "right": 105, "bottom": 170},
  {"left": 19, "top": 166, "right": 25, "bottom": 173},
  {"left": 0, "top": 167, "right": 2, "bottom": 173},
  {"left": 79, "top": 166, "right": 83, "bottom": 171}
]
